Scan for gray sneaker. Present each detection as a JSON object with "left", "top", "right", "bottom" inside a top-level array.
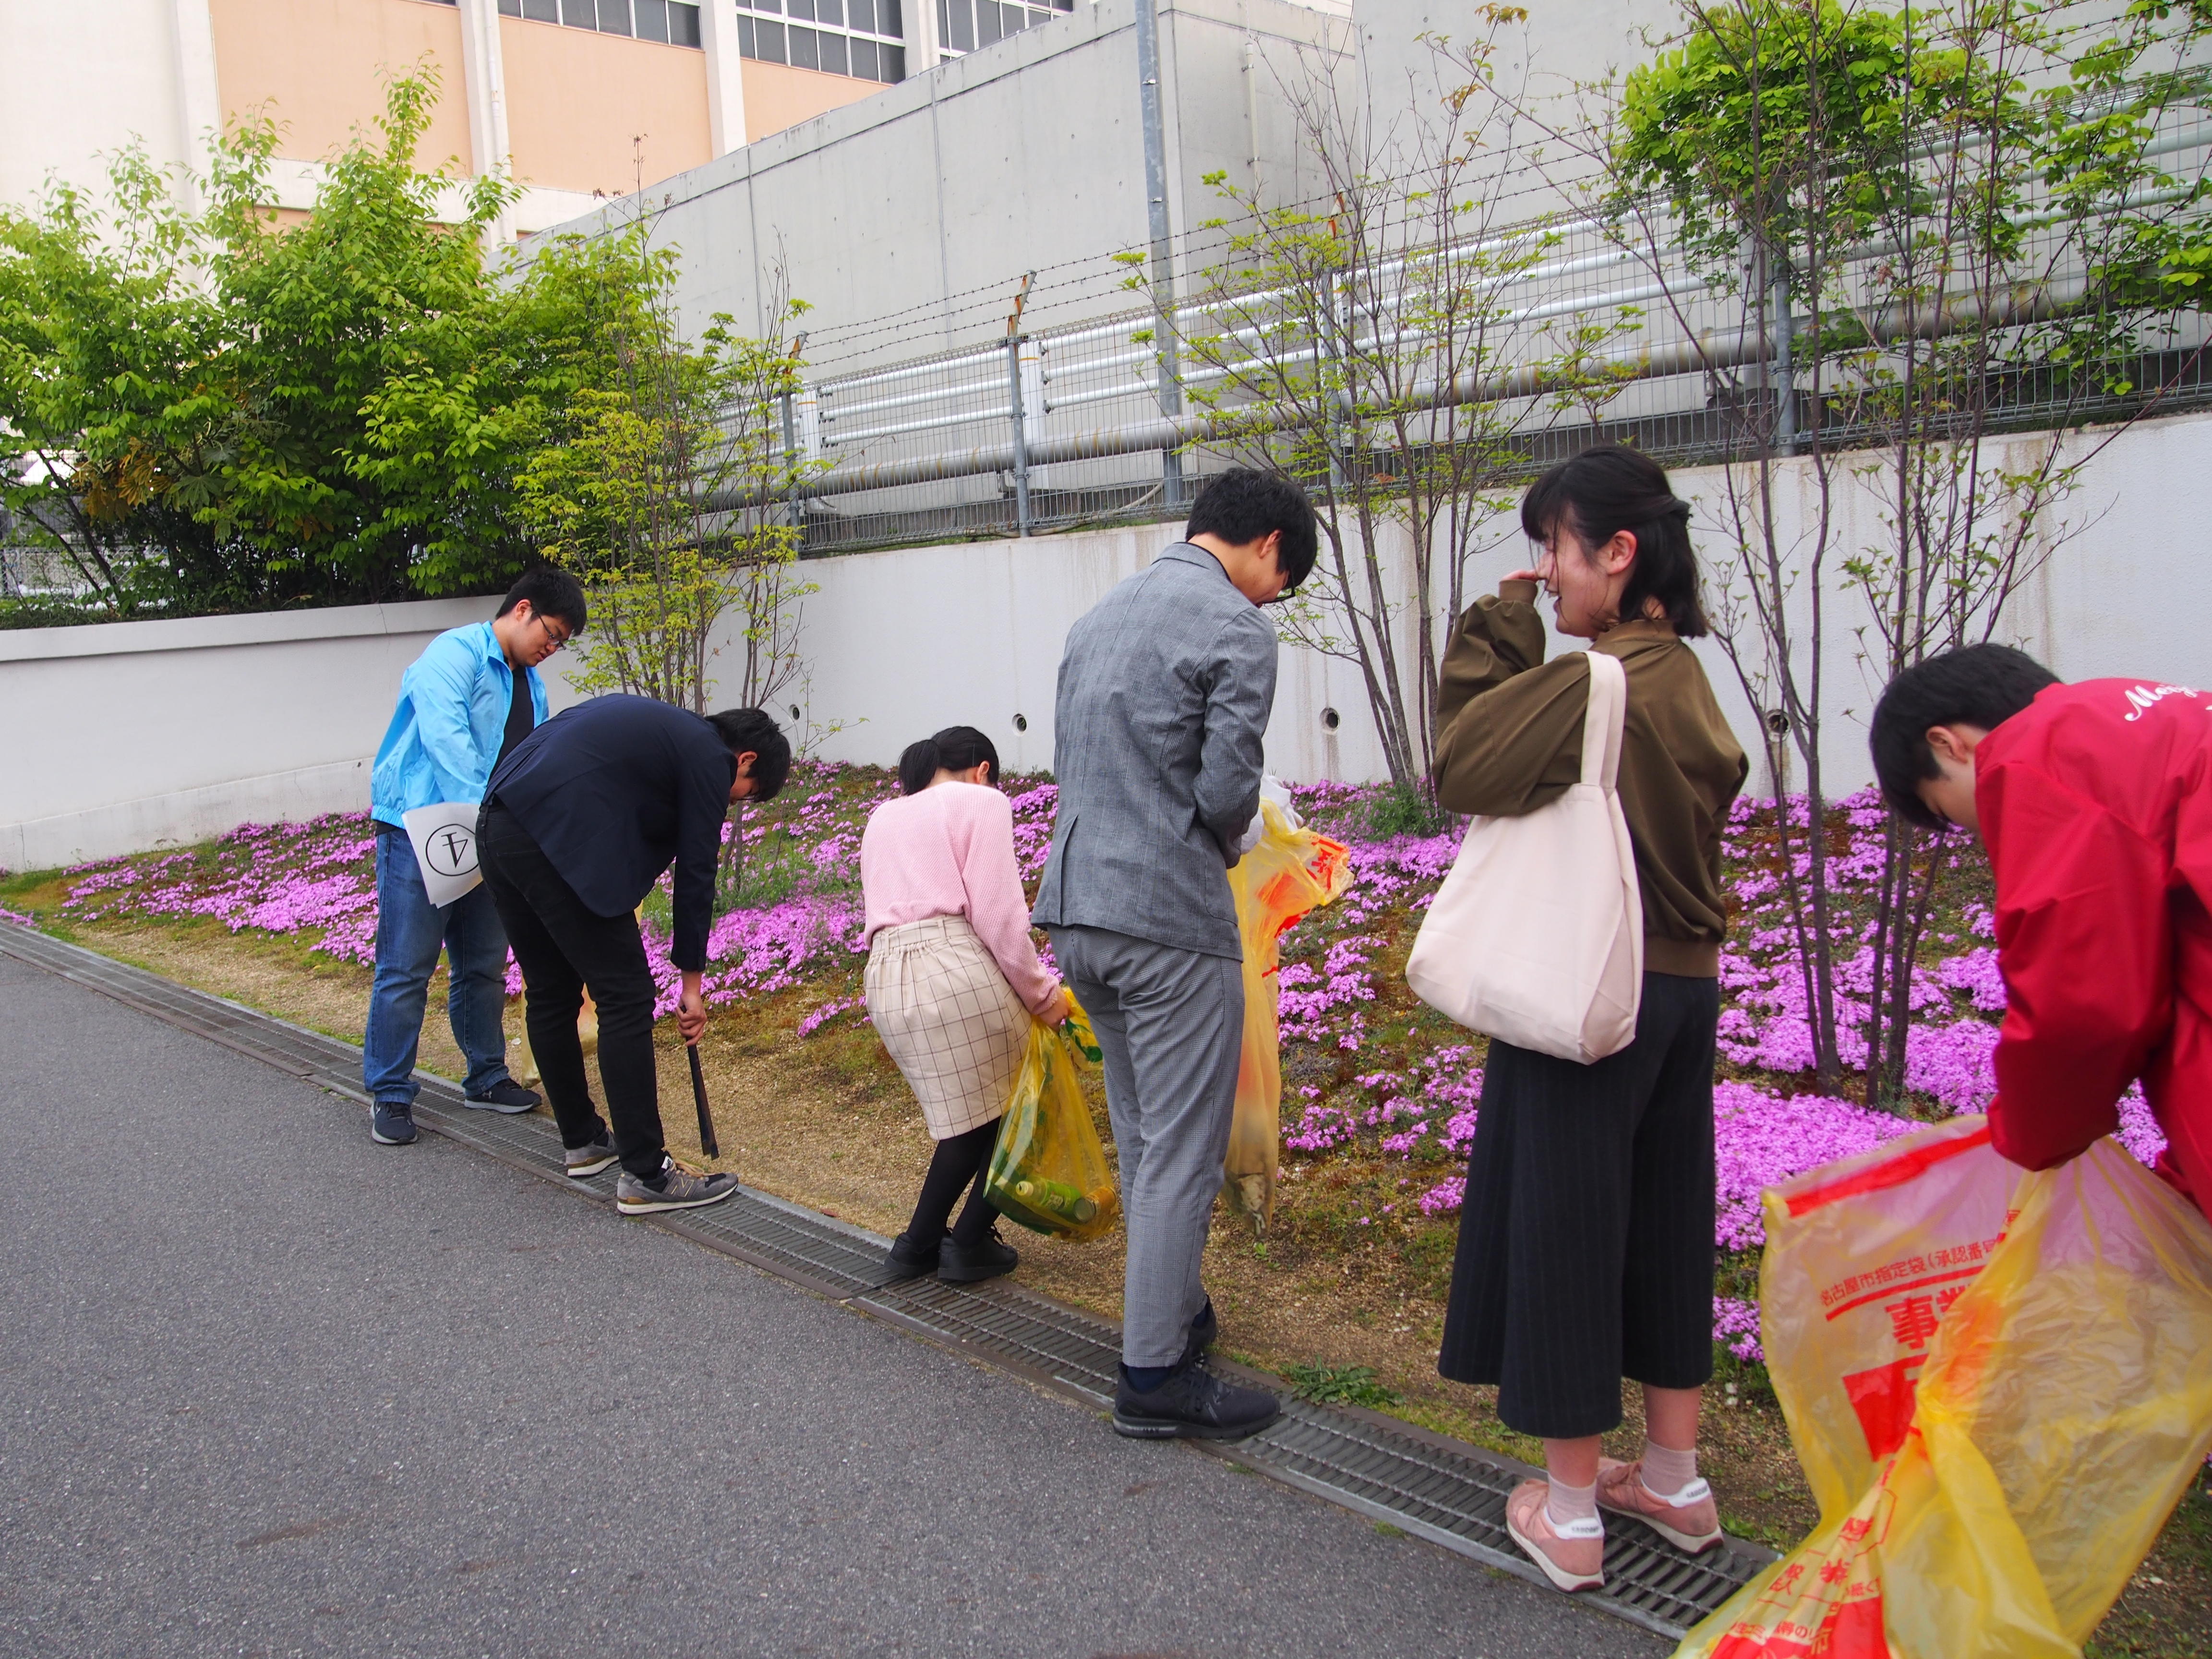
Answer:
[
  {"left": 615, "top": 1158, "right": 740, "bottom": 1216},
  {"left": 564, "top": 1132, "right": 619, "bottom": 1179}
]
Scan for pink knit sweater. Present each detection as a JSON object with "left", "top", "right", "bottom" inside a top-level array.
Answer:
[{"left": 859, "top": 782, "right": 1060, "bottom": 1017}]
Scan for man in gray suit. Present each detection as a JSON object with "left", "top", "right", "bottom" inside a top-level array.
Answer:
[{"left": 1033, "top": 468, "right": 1318, "bottom": 1440}]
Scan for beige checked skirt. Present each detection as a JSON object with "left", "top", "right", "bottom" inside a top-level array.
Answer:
[{"left": 865, "top": 914, "right": 1031, "bottom": 1140}]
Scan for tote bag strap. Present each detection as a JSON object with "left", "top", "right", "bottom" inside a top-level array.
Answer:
[{"left": 1578, "top": 650, "right": 1628, "bottom": 791}]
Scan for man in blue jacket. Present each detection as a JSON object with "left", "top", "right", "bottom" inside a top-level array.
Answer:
[{"left": 363, "top": 568, "right": 589, "bottom": 1147}]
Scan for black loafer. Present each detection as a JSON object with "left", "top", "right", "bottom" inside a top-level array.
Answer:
[
  {"left": 1112, "top": 1356, "right": 1280, "bottom": 1441},
  {"left": 884, "top": 1231, "right": 941, "bottom": 1281},
  {"left": 938, "top": 1228, "right": 1019, "bottom": 1285}
]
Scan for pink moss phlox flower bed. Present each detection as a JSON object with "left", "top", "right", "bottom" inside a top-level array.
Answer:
[
  {"left": 58, "top": 816, "right": 382, "bottom": 965},
  {"left": 46, "top": 766, "right": 2175, "bottom": 1369}
]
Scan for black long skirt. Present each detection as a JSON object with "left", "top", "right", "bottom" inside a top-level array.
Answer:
[{"left": 1436, "top": 971, "right": 1719, "bottom": 1441}]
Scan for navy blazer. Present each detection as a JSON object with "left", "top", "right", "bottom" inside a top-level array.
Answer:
[{"left": 488, "top": 694, "right": 736, "bottom": 972}]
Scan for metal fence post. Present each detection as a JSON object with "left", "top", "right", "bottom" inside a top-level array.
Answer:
[
  {"left": 1771, "top": 267, "right": 1797, "bottom": 454},
  {"left": 781, "top": 389, "right": 800, "bottom": 539},
  {"left": 1007, "top": 335, "right": 1033, "bottom": 537},
  {"left": 1134, "top": 0, "right": 1185, "bottom": 514}
]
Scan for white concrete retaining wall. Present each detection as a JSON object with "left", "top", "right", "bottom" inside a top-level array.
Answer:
[
  {"left": 7, "top": 408, "right": 2209, "bottom": 870},
  {"left": 0, "top": 599, "right": 582, "bottom": 872}
]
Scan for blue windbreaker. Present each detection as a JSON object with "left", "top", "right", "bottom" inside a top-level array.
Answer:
[{"left": 369, "top": 622, "right": 550, "bottom": 825}]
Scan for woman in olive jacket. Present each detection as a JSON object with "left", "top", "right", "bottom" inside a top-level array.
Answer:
[{"left": 1431, "top": 445, "right": 1747, "bottom": 1594}]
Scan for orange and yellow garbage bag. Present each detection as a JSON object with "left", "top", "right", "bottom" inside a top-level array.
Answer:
[
  {"left": 1224, "top": 799, "right": 1351, "bottom": 1226},
  {"left": 1676, "top": 1126, "right": 2212, "bottom": 1659}
]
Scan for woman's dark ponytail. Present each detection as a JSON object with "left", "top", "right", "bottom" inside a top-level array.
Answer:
[
  {"left": 898, "top": 725, "right": 1003, "bottom": 795},
  {"left": 1519, "top": 444, "right": 1711, "bottom": 638}
]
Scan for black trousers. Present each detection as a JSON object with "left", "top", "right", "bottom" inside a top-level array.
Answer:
[
  {"left": 1437, "top": 971, "right": 1719, "bottom": 1440},
  {"left": 478, "top": 801, "right": 667, "bottom": 1178}
]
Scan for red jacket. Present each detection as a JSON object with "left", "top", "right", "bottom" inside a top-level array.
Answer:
[{"left": 1978, "top": 678, "right": 2212, "bottom": 1215}]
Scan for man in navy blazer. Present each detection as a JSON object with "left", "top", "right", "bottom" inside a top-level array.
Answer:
[
  {"left": 480, "top": 696, "right": 790, "bottom": 1215},
  {"left": 1034, "top": 468, "right": 1318, "bottom": 1441}
]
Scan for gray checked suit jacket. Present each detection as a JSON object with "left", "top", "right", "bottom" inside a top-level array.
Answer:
[{"left": 1030, "top": 542, "right": 1278, "bottom": 960}]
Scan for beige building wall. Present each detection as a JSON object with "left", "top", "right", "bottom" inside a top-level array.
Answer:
[
  {"left": 197, "top": 0, "right": 877, "bottom": 220},
  {"left": 498, "top": 16, "right": 713, "bottom": 193},
  {"left": 210, "top": 0, "right": 479, "bottom": 169},
  {"left": 739, "top": 60, "right": 882, "bottom": 141},
  {"left": 6, "top": 0, "right": 910, "bottom": 235}
]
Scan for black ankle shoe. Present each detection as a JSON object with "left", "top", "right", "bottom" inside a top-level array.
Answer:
[
  {"left": 885, "top": 1231, "right": 941, "bottom": 1281},
  {"left": 1181, "top": 1297, "right": 1219, "bottom": 1366},
  {"left": 937, "top": 1227, "right": 1018, "bottom": 1285},
  {"left": 1113, "top": 1355, "right": 1280, "bottom": 1442}
]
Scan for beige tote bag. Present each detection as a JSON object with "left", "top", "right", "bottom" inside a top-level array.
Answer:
[{"left": 1406, "top": 649, "right": 1644, "bottom": 1063}]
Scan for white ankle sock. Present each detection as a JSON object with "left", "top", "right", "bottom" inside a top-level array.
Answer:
[
  {"left": 1545, "top": 1477, "right": 1602, "bottom": 1536},
  {"left": 1641, "top": 1441, "right": 1704, "bottom": 1503}
]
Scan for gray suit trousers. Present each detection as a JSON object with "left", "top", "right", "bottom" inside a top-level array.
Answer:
[{"left": 1049, "top": 924, "right": 1244, "bottom": 1369}]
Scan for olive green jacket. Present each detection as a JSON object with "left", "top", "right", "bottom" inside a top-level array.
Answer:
[{"left": 1431, "top": 581, "right": 1748, "bottom": 976}]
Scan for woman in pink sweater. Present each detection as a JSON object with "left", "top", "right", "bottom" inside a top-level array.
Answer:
[{"left": 861, "top": 726, "right": 1068, "bottom": 1284}]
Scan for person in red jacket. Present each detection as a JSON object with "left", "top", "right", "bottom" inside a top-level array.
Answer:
[{"left": 1871, "top": 644, "right": 2212, "bottom": 1215}]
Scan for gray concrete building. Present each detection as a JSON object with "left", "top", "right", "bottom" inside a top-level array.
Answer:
[{"left": 550, "top": 0, "right": 1351, "bottom": 353}]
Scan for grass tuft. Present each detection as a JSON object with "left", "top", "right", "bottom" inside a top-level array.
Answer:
[{"left": 1285, "top": 1361, "right": 1404, "bottom": 1410}]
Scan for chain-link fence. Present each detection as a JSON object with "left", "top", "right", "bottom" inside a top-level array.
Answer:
[{"left": 750, "top": 91, "right": 2212, "bottom": 555}]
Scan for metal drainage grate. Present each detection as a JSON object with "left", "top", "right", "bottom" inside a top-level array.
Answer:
[
  {"left": 1249, "top": 1403, "right": 1763, "bottom": 1636},
  {"left": 861, "top": 1274, "right": 1125, "bottom": 1401},
  {"left": 2, "top": 923, "right": 1773, "bottom": 1638},
  {"left": 859, "top": 1259, "right": 1767, "bottom": 1638}
]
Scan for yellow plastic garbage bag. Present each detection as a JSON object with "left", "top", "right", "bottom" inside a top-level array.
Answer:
[
  {"left": 1225, "top": 800, "right": 1351, "bottom": 1226},
  {"left": 1758, "top": 1116, "right": 2025, "bottom": 1523},
  {"left": 985, "top": 1006, "right": 1118, "bottom": 1242},
  {"left": 1676, "top": 1132, "right": 2212, "bottom": 1659}
]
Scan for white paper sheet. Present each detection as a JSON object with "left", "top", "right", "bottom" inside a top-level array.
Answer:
[{"left": 401, "top": 802, "right": 485, "bottom": 907}]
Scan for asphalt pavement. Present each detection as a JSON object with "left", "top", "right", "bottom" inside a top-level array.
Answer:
[{"left": 0, "top": 951, "right": 1664, "bottom": 1659}]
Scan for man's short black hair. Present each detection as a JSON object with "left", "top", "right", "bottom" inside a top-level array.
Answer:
[
  {"left": 1870, "top": 644, "right": 2060, "bottom": 827},
  {"left": 707, "top": 708, "right": 793, "bottom": 800},
  {"left": 497, "top": 567, "right": 589, "bottom": 636},
  {"left": 1186, "top": 468, "right": 1320, "bottom": 596}
]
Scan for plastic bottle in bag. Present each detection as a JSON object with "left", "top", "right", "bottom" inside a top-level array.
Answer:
[{"left": 984, "top": 1007, "right": 1119, "bottom": 1242}]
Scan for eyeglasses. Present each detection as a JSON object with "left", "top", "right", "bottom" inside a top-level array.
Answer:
[{"left": 535, "top": 613, "right": 572, "bottom": 653}]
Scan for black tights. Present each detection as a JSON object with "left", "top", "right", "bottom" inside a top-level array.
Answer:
[{"left": 906, "top": 1118, "right": 1002, "bottom": 1247}]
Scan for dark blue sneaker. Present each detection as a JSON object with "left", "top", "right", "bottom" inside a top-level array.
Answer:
[
  {"left": 370, "top": 1103, "right": 418, "bottom": 1145},
  {"left": 464, "top": 1078, "right": 541, "bottom": 1114},
  {"left": 1112, "top": 1355, "right": 1280, "bottom": 1441}
]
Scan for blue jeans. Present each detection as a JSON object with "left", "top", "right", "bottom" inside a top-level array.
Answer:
[{"left": 363, "top": 825, "right": 515, "bottom": 1106}]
